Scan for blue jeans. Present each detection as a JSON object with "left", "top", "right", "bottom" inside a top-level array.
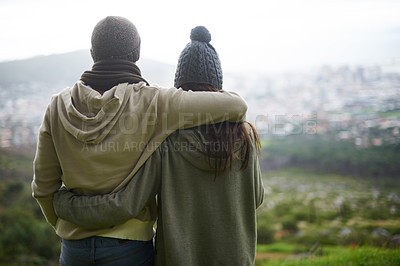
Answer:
[{"left": 60, "top": 236, "right": 154, "bottom": 265}]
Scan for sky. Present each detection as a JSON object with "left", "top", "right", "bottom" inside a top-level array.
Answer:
[{"left": 1, "top": 0, "right": 400, "bottom": 73}]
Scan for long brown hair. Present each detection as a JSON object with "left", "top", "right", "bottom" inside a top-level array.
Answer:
[{"left": 181, "top": 83, "right": 261, "bottom": 177}]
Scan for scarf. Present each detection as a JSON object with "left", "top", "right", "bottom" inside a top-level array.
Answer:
[{"left": 80, "top": 59, "right": 149, "bottom": 91}]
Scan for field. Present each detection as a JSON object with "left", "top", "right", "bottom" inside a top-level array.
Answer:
[
  {"left": 0, "top": 147, "right": 399, "bottom": 264},
  {"left": 255, "top": 169, "right": 400, "bottom": 265},
  {"left": 256, "top": 243, "right": 400, "bottom": 265}
]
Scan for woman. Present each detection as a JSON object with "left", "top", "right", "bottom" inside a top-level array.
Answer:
[
  {"left": 31, "top": 17, "right": 248, "bottom": 266},
  {"left": 54, "top": 26, "right": 264, "bottom": 266}
]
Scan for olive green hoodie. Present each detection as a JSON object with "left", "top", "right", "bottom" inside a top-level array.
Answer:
[{"left": 32, "top": 81, "right": 247, "bottom": 240}]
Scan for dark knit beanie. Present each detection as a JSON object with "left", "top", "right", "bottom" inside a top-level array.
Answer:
[
  {"left": 174, "top": 26, "right": 223, "bottom": 90},
  {"left": 90, "top": 16, "right": 140, "bottom": 62}
]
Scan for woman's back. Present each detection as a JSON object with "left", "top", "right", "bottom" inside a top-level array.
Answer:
[{"left": 155, "top": 126, "right": 264, "bottom": 266}]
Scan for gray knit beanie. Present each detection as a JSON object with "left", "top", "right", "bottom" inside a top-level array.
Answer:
[
  {"left": 174, "top": 26, "right": 223, "bottom": 90},
  {"left": 90, "top": 16, "right": 140, "bottom": 62}
]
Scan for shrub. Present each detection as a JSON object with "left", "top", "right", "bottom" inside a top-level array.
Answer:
[
  {"left": 0, "top": 181, "right": 60, "bottom": 264},
  {"left": 293, "top": 229, "right": 337, "bottom": 246},
  {"left": 282, "top": 220, "right": 298, "bottom": 233},
  {"left": 257, "top": 214, "right": 276, "bottom": 244}
]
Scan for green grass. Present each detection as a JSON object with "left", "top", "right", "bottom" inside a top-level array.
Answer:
[
  {"left": 256, "top": 168, "right": 400, "bottom": 264},
  {"left": 256, "top": 245, "right": 400, "bottom": 266},
  {"left": 257, "top": 242, "right": 299, "bottom": 254}
]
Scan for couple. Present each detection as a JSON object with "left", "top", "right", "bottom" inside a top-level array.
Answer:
[{"left": 32, "top": 16, "right": 264, "bottom": 266}]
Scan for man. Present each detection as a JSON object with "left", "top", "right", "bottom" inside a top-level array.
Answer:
[{"left": 32, "top": 17, "right": 247, "bottom": 265}]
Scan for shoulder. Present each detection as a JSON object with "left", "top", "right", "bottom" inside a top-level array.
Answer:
[
  {"left": 44, "top": 85, "right": 73, "bottom": 114},
  {"left": 52, "top": 85, "right": 73, "bottom": 100},
  {"left": 168, "top": 128, "right": 203, "bottom": 143},
  {"left": 137, "top": 83, "right": 175, "bottom": 93},
  {"left": 243, "top": 122, "right": 260, "bottom": 142},
  {"left": 244, "top": 122, "right": 261, "bottom": 155},
  {"left": 162, "top": 128, "right": 206, "bottom": 152},
  {"left": 132, "top": 83, "right": 185, "bottom": 99}
]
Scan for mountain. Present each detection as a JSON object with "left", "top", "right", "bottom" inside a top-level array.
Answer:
[{"left": 0, "top": 50, "right": 92, "bottom": 88}]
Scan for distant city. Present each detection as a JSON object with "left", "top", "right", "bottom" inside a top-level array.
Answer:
[
  {"left": 226, "top": 61, "right": 400, "bottom": 148},
  {"left": 1, "top": 55, "right": 400, "bottom": 149}
]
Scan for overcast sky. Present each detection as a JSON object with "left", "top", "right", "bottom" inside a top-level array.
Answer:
[{"left": 1, "top": 0, "right": 400, "bottom": 72}]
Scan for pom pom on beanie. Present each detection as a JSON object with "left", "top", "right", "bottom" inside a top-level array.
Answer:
[{"left": 190, "top": 26, "right": 212, "bottom": 43}]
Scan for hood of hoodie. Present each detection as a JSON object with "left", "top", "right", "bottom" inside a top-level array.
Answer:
[
  {"left": 165, "top": 127, "right": 245, "bottom": 173},
  {"left": 57, "top": 81, "right": 142, "bottom": 144}
]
